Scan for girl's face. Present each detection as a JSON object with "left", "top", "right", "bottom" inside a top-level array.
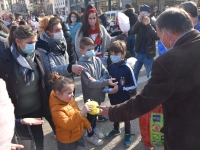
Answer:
[
  {"left": 56, "top": 84, "right": 74, "bottom": 103},
  {"left": 88, "top": 13, "right": 97, "bottom": 27}
]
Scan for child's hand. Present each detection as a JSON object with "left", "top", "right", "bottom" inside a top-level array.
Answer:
[
  {"left": 108, "top": 78, "right": 118, "bottom": 86},
  {"left": 89, "top": 76, "right": 96, "bottom": 82},
  {"left": 81, "top": 105, "right": 93, "bottom": 116},
  {"left": 87, "top": 126, "right": 92, "bottom": 133},
  {"left": 108, "top": 85, "right": 118, "bottom": 94}
]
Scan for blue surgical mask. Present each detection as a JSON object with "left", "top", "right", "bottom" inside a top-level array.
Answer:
[
  {"left": 3, "top": 20, "right": 10, "bottom": 26},
  {"left": 22, "top": 43, "right": 35, "bottom": 54},
  {"left": 85, "top": 50, "right": 95, "bottom": 58},
  {"left": 110, "top": 55, "right": 121, "bottom": 63}
]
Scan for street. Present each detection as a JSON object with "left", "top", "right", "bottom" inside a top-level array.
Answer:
[{"left": 42, "top": 64, "right": 164, "bottom": 150}]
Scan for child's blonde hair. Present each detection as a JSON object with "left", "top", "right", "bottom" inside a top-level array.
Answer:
[
  {"left": 108, "top": 40, "right": 126, "bottom": 54},
  {"left": 50, "top": 72, "right": 74, "bottom": 94}
]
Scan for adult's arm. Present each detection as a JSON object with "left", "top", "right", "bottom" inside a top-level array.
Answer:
[
  {"left": 108, "top": 61, "right": 176, "bottom": 122},
  {"left": 101, "top": 15, "right": 107, "bottom": 28},
  {"left": 146, "top": 23, "right": 159, "bottom": 40},
  {"left": 36, "top": 49, "right": 72, "bottom": 76},
  {"left": 103, "top": 26, "right": 116, "bottom": 54},
  {"left": 75, "top": 27, "right": 83, "bottom": 58}
]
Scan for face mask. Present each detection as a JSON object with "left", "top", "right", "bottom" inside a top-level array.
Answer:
[
  {"left": 110, "top": 55, "right": 121, "bottom": 63},
  {"left": 3, "top": 20, "right": 10, "bottom": 26},
  {"left": 22, "top": 43, "right": 35, "bottom": 54},
  {"left": 71, "top": 17, "right": 76, "bottom": 22},
  {"left": 88, "top": 19, "right": 96, "bottom": 26},
  {"left": 53, "top": 31, "right": 64, "bottom": 40},
  {"left": 85, "top": 50, "right": 95, "bottom": 58}
]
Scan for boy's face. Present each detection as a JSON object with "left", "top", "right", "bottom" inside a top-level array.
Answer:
[
  {"left": 110, "top": 51, "right": 126, "bottom": 59},
  {"left": 80, "top": 45, "right": 95, "bottom": 55}
]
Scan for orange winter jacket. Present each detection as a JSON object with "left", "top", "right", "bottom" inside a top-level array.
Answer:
[{"left": 49, "top": 91, "right": 91, "bottom": 143}]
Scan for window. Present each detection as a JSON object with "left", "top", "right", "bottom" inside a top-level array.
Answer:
[{"left": 111, "top": 13, "right": 115, "bottom": 20}]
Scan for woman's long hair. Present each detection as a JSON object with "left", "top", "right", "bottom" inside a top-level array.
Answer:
[{"left": 79, "top": 5, "right": 101, "bottom": 37}]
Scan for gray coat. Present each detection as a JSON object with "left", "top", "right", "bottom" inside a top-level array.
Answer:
[
  {"left": 0, "top": 31, "right": 8, "bottom": 52},
  {"left": 75, "top": 25, "right": 116, "bottom": 58},
  {"left": 36, "top": 32, "right": 73, "bottom": 95},
  {"left": 78, "top": 56, "right": 109, "bottom": 104}
]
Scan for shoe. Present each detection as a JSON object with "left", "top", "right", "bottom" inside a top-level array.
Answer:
[
  {"left": 98, "top": 116, "right": 109, "bottom": 122},
  {"left": 94, "top": 128, "right": 105, "bottom": 139},
  {"left": 124, "top": 134, "right": 132, "bottom": 148},
  {"left": 105, "top": 129, "right": 121, "bottom": 139},
  {"left": 86, "top": 134, "right": 104, "bottom": 145}
]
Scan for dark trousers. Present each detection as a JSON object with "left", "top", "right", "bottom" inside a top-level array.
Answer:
[
  {"left": 114, "top": 121, "right": 131, "bottom": 134},
  {"left": 87, "top": 113, "right": 97, "bottom": 137},
  {"left": 16, "top": 108, "right": 44, "bottom": 150}
]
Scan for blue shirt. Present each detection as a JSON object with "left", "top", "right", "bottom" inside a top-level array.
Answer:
[
  {"left": 68, "top": 22, "right": 82, "bottom": 44},
  {"left": 194, "top": 22, "right": 200, "bottom": 32}
]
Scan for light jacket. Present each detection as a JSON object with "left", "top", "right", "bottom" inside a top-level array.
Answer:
[
  {"left": 49, "top": 91, "right": 90, "bottom": 143},
  {"left": 108, "top": 30, "right": 200, "bottom": 150},
  {"left": 79, "top": 56, "right": 109, "bottom": 104},
  {"left": 75, "top": 25, "right": 116, "bottom": 58}
]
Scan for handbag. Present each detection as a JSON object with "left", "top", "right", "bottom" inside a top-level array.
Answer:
[{"left": 14, "top": 125, "right": 36, "bottom": 150}]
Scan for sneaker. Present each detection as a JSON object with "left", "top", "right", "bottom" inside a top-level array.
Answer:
[
  {"left": 105, "top": 129, "right": 121, "bottom": 139},
  {"left": 98, "top": 116, "right": 109, "bottom": 122},
  {"left": 124, "top": 134, "right": 132, "bottom": 148},
  {"left": 86, "top": 134, "right": 104, "bottom": 145},
  {"left": 94, "top": 128, "right": 105, "bottom": 139}
]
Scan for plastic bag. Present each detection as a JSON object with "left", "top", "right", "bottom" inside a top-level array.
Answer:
[
  {"left": 127, "top": 57, "right": 137, "bottom": 69},
  {"left": 118, "top": 12, "right": 130, "bottom": 32}
]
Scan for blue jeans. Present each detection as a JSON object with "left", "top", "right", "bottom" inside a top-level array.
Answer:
[
  {"left": 134, "top": 53, "right": 154, "bottom": 81},
  {"left": 127, "top": 34, "right": 136, "bottom": 57}
]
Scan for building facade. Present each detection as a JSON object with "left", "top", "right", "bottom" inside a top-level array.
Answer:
[{"left": 54, "top": 0, "right": 68, "bottom": 15}]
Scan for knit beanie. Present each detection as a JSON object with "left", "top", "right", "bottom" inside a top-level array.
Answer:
[
  {"left": 140, "top": 5, "right": 151, "bottom": 13},
  {"left": 0, "top": 79, "right": 15, "bottom": 150}
]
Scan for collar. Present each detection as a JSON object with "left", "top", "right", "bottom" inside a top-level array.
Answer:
[
  {"left": 114, "top": 60, "right": 126, "bottom": 66},
  {"left": 172, "top": 29, "right": 194, "bottom": 49}
]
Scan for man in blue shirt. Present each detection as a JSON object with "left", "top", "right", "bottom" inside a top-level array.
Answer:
[{"left": 180, "top": 1, "right": 200, "bottom": 31}]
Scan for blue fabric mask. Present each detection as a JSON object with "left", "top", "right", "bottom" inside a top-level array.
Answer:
[
  {"left": 85, "top": 50, "right": 95, "bottom": 58},
  {"left": 110, "top": 55, "right": 121, "bottom": 63},
  {"left": 22, "top": 43, "right": 35, "bottom": 54},
  {"left": 3, "top": 21, "right": 10, "bottom": 26}
]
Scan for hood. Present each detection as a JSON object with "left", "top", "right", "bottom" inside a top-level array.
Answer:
[
  {"left": 124, "top": 8, "right": 136, "bottom": 17},
  {"left": 0, "top": 31, "right": 8, "bottom": 39}
]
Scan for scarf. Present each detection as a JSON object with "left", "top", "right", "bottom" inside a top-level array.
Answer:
[
  {"left": 41, "top": 31, "right": 67, "bottom": 56},
  {"left": 11, "top": 43, "right": 37, "bottom": 86}
]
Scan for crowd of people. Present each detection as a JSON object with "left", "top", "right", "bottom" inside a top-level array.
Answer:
[{"left": 1, "top": 1, "right": 200, "bottom": 150}]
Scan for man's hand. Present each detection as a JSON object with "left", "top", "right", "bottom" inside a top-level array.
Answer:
[
  {"left": 72, "top": 65, "right": 87, "bottom": 75},
  {"left": 138, "top": 15, "right": 142, "bottom": 22},
  {"left": 11, "top": 144, "right": 24, "bottom": 150},
  {"left": 108, "top": 78, "right": 118, "bottom": 86},
  {"left": 97, "top": 106, "right": 110, "bottom": 118},
  {"left": 21, "top": 118, "right": 44, "bottom": 125},
  {"left": 142, "top": 16, "right": 150, "bottom": 25},
  {"left": 108, "top": 85, "right": 118, "bottom": 94}
]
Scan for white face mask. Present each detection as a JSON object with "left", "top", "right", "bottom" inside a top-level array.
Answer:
[
  {"left": 71, "top": 17, "right": 76, "bottom": 22},
  {"left": 53, "top": 31, "right": 64, "bottom": 40}
]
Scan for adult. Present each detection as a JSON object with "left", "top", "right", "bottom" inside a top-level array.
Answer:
[
  {"left": 152, "top": 6, "right": 160, "bottom": 18},
  {"left": 54, "top": 14, "right": 76, "bottom": 64},
  {"left": 123, "top": 3, "right": 138, "bottom": 57},
  {"left": 68, "top": 11, "right": 82, "bottom": 61},
  {"left": 0, "top": 25, "right": 53, "bottom": 150},
  {"left": 97, "top": 9, "right": 107, "bottom": 29},
  {"left": 3, "top": 12, "right": 15, "bottom": 29},
  {"left": 80, "top": 7, "right": 85, "bottom": 23},
  {"left": 99, "top": 8, "right": 200, "bottom": 150},
  {"left": 36, "top": 16, "right": 85, "bottom": 97},
  {"left": 131, "top": 5, "right": 159, "bottom": 81},
  {"left": 0, "top": 19, "right": 9, "bottom": 52},
  {"left": 180, "top": 1, "right": 200, "bottom": 31},
  {"left": 75, "top": 5, "right": 116, "bottom": 59}
]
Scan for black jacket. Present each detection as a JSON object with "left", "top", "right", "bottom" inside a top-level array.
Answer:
[
  {"left": 131, "top": 20, "right": 159, "bottom": 58},
  {"left": 62, "top": 23, "right": 76, "bottom": 64},
  {"left": 99, "top": 14, "right": 107, "bottom": 28},
  {"left": 123, "top": 8, "right": 138, "bottom": 28},
  {"left": 0, "top": 49, "right": 48, "bottom": 115},
  {"left": 0, "top": 31, "right": 8, "bottom": 52}
]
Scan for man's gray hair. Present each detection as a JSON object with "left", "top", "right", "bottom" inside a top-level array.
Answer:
[{"left": 156, "top": 8, "right": 193, "bottom": 35}]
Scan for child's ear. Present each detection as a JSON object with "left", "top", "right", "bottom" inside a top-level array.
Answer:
[
  {"left": 55, "top": 90, "right": 62, "bottom": 98},
  {"left": 122, "top": 52, "right": 126, "bottom": 58}
]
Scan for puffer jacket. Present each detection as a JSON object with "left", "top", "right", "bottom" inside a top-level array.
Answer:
[
  {"left": 62, "top": 23, "right": 76, "bottom": 64},
  {"left": 49, "top": 91, "right": 90, "bottom": 143},
  {"left": 0, "top": 31, "right": 9, "bottom": 52}
]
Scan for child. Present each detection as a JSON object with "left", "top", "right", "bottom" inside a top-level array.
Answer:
[
  {"left": 49, "top": 72, "right": 92, "bottom": 150},
  {"left": 106, "top": 40, "right": 137, "bottom": 148},
  {"left": 78, "top": 37, "right": 117, "bottom": 146}
]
